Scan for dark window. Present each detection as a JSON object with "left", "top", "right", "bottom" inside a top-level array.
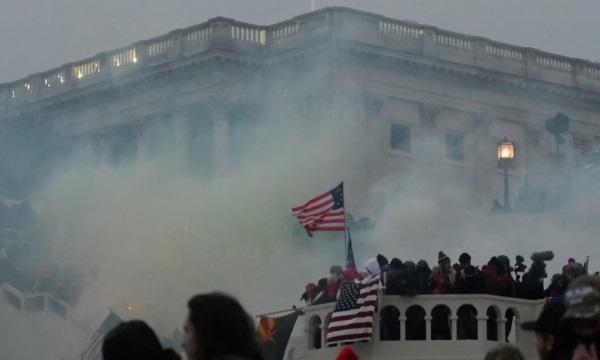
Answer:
[
  {"left": 457, "top": 305, "right": 478, "bottom": 340},
  {"left": 391, "top": 124, "right": 411, "bottom": 152},
  {"left": 380, "top": 306, "right": 401, "bottom": 341},
  {"left": 406, "top": 306, "right": 426, "bottom": 340},
  {"left": 487, "top": 307, "right": 498, "bottom": 341},
  {"left": 431, "top": 305, "right": 451, "bottom": 340},
  {"left": 445, "top": 133, "right": 465, "bottom": 161}
]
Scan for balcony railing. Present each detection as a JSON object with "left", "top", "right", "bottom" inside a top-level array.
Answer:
[
  {"left": 303, "top": 292, "right": 544, "bottom": 359},
  {"left": 2, "top": 7, "right": 599, "bottom": 111},
  {"left": 2, "top": 282, "right": 71, "bottom": 319}
]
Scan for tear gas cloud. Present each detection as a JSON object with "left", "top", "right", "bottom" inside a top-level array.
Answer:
[{"left": 20, "top": 87, "right": 600, "bottom": 338}]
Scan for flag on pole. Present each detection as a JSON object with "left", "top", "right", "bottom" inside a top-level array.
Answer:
[
  {"left": 81, "top": 310, "right": 123, "bottom": 360},
  {"left": 326, "top": 273, "right": 381, "bottom": 346},
  {"left": 292, "top": 183, "right": 345, "bottom": 237},
  {"left": 346, "top": 228, "right": 356, "bottom": 269},
  {"left": 258, "top": 311, "right": 300, "bottom": 360}
]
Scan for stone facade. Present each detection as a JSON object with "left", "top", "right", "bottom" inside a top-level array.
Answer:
[{"left": 1, "top": 7, "right": 600, "bottom": 211}]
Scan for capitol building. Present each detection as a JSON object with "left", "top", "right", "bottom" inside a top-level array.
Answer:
[{"left": 1, "top": 7, "right": 600, "bottom": 359}]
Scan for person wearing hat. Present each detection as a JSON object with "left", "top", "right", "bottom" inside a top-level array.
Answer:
[
  {"left": 521, "top": 303, "right": 576, "bottom": 359},
  {"left": 562, "top": 275, "right": 600, "bottom": 360},
  {"left": 430, "top": 251, "right": 456, "bottom": 294}
]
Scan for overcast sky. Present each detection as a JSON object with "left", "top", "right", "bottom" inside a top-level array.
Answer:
[{"left": 1, "top": 0, "right": 599, "bottom": 83}]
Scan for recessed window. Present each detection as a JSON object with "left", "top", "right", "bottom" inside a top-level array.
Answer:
[
  {"left": 391, "top": 124, "right": 411, "bottom": 152},
  {"left": 445, "top": 133, "right": 464, "bottom": 161}
]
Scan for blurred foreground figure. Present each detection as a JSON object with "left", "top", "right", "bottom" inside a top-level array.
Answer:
[
  {"left": 484, "top": 344, "right": 525, "bottom": 360},
  {"left": 562, "top": 276, "right": 600, "bottom": 360},
  {"left": 520, "top": 303, "right": 576, "bottom": 359},
  {"left": 183, "top": 292, "right": 263, "bottom": 360},
  {"left": 102, "top": 320, "right": 181, "bottom": 360},
  {"left": 336, "top": 347, "right": 359, "bottom": 360}
]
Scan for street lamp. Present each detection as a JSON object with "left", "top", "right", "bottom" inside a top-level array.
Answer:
[{"left": 497, "top": 138, "right": 515, "bottom": 211}]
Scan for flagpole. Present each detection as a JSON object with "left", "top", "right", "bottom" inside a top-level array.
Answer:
[
  {"left": 255, "top": 306, "right": 303, "bottom": 318},
  {"left": 343, "top": 182, "right": 348, "bottom": 263}
]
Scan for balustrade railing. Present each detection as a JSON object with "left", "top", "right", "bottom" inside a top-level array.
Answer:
[
  {"left": 584, "top": 64, "right": 600, "bottom": 79},
  {"left": 271, "top": 22, "right": 299, "bottom": 42},
  {"left": 2, "top": 7, "right": 599, "bottom": 109},
  {"left": 73, "top": 60, "right": 101, "bottom": 80},
  {"left": 147, "top": 37, "right": 173, "bottom": 58},
  {"left": 304, "top": 293, "right": 542, "bottom": 358},
  {"left": 536, "top": 54, "right": 572, "bottom": 72},
  {"left": 485, "top": 43, "right": 523, "bottom": 61},
  {"left": 435, "top": 32, "right": 473, "bottom": 51},
  {"left": 111, "top": 47, "right": 138, "bottom": 68},
  {"left": 43, "top": 71, "right": 66, "bottom": 88},
  {"left": 379, "top": 20, "right": 423, "bottom": 40},
  {"left": 186, "top": 25, "right": 213, "bottom": 47},
  {"left": 231, "top": 24, "right": 266, "bottom": 45},
  {"left": 1, "top": 282, "right": 71, "bottom": 319},
  {"left": 9, "top": 82, "right": 33, "bottom": 100}
]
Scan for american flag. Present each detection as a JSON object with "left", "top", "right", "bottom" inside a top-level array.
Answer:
[
  {"left": 292, "top": 183, "right": 345, "bottom": 237},
  {"left": 326, "top": 273, "right": 381, "bottom": 345}
]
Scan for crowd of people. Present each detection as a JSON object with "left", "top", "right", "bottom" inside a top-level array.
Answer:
[
  {"left": 97, "top": 250, "right": 599, "bottom": 360},
  {"left": 300, "top": 250, "right": 600, "bottom": 360},
  {"left": 301, "top": 250, "right": 592, "bottom": 304}
]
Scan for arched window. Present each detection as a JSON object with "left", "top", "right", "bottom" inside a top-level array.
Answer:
[
  {"left": 380, "top": 306, "right": 400, "bottom": 341},
  {"left": 406, "top": 306, "right": 426, "bottom": 340},
  {"left": 457, "top": 305, "right": 478, "bottom": 340},
  {"left": 505, "top": 308, "right": 519, "bottom": 343},
  {"left": 487, "top": 306, "right": 499, "bottom": 341},
  {"left": 431, "top": 305, "right": 451, "bottom": 340},
  {"left": 308, "top": 315, "right": 322, "bottom": 349}
]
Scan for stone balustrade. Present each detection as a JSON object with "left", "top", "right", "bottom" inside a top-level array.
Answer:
[
  {"left": 303, "top": 292, "right": 544, "bottom": 360},
  {"left": 2, "top": 7, "right": 600, "bottom": 112},
  {"left": 2, "top": 282, "right": 71, "bottom": 319}
]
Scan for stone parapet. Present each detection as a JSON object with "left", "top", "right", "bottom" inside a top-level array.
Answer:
[
  {"left": 2, "top": 7, "right": 600, "bottom": 112},
  {"left": 303, "top": 292, "right": 544, "bottom": 360}
]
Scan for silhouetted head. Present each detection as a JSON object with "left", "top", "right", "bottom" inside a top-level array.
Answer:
[
  {"left": 102, "top": 320, "right": 178, "bottom": 360},
  {"left": 184, "top": 292, "right": 262, "bottom": 360},
  {"left": 459, "top": 252, "right": 471, "bottom": 266},
  {"left": 416, "top": 260, "right": 430, "bottom": 272}
]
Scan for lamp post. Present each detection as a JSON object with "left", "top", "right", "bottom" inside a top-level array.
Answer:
[{"left": 497, "top": 138, "right": 515, "bottom": 211}]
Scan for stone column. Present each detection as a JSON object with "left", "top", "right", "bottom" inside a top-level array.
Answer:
[
  {"left": 399, "top": 315, "right": 407, "bottom": 341},
  {"left": 212, "top": 110, "right": 229, "bottom": 174},
  {"left": 373, "top": 313, "right": 381, "bottom": 342},
  {"left": 477, "top": 315, "right": 488, "bottom": 341},
  {"left": 498, "top": 319, "right": 507, "bottom": 342},
  {"left": 422, "top": 29, "right": 436, "bottom": 57},
  {"left": 425, "top": 315, "right": 432, "bottom": 341},
  {"left": 451, "top": 315, "right": 459, "bottom": 340},
  {"left": 470, "top": 114, "right": 494, "bottom": 208},
  {"left": 418, "top": 103, "right": 442, "bottom": 161}
]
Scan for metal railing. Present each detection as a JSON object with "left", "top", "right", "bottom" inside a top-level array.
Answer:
[{"left": 2, "top": 282, "right": 71, "bottom": 319}]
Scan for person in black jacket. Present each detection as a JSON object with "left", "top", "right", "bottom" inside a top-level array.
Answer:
[
  {"left": 521, "top": 303, "right": 576, "bottom": 360},
  {"left": 454, "top": 252, "right": 484, "bottom": 294},
  {"left": 415, "top": 260, "right": 432, "bottom": 295},
  {"left": 385, "top": 258, "right": 404, "bottom": 295},
  {"left": 103, "top": 320, "right": 181, "bottom": 360}
]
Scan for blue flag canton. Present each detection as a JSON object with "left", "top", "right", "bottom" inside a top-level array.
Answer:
[
  {"left": 335, "top": 282, "right": 360, "bottom": 311},
  {"left": 331, "top": 183, "right": 344, "bottom": 209}
]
